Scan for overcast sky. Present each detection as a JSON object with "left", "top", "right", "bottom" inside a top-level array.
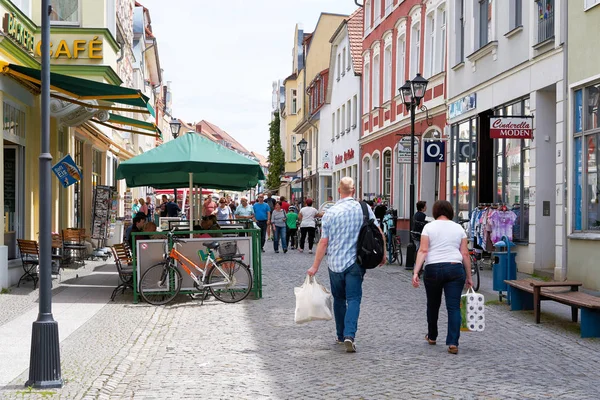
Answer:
[{"left": 142, "top": 0, "right": 360, "bottom": 156}]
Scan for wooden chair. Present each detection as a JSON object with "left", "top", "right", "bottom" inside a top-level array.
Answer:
[
  {"left": 17, "top": 239, "right": 39, "bottom": 289},
  {"left": 62, "top": 228, "right": 87, "bottom": 266},
  {"left": 51, "top": 233, "right": 65, "bottom": 278},
  {"left": 110, "top": 243, "right": 134, "bottom": 301}
]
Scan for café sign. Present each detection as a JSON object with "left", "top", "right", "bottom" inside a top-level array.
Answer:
[
  {"left": 489, "top": 117, "right": 533, "bottom": 139},
  {"left": 3, "top": 13, "right": 34, "bottom": 53}
]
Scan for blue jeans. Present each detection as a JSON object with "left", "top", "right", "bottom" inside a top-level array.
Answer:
[
  {"left": 256, "top": 220, "right": 268, "bottom": 249},
  {"left": 273, "top": 225, "right": 287, "bottom": 251},
  {"left": 328, "top": 263, "right": 366, "bottom": 341},
  {"left": 423, "top": 262, "right": 466, "bottom": 346}
]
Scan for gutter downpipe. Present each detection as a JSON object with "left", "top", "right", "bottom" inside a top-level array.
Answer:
[{"left": 561, "top": 0, "right": 568, "bottom": 281}]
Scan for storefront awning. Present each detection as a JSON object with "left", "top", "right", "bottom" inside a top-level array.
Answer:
[
  {"left": 0, "top": 62, "right": 155, "bottom": 117},
  {"left": 91, "top": 113, "right": 162, "bottom": 139}
]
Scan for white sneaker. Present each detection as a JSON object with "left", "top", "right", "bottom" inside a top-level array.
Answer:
[
  {"left": 344, "top": 338, "right": 356, "bottom": 353},
  {"left": 309, "top": 250, "right": 313, "bottom": 254}
]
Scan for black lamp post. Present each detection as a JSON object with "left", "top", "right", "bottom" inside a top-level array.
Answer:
[
  {"left": 298, "top": 138, "right": 308, "bottom": 206},
  {"left": 169, "top": 118, "right": 182, "bottom": 203},
  {"left": 26, "top": 0, "right": 62, "bottom": 388},
  {"left": 399, "top": 73, "right": 429, "bottom": 270}
]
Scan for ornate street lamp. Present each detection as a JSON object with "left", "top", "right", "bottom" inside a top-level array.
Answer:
[
  {"left": 298, "top": 138, "right": 308, "bottom": 206},
  {"left": 169, "top": 118, "right": 182, "bottom": 203},
  {"left": 399, "top": 73, "right": 429, "bottom": 270}
]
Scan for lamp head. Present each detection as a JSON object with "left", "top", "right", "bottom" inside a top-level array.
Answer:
[
  {"left": 298, "top": 137, "right": 308, "bottom": 154},
  {"left": 169, "top": 118, "right": 182, "bottom": 138},
  {"left": 411, "top": 73, "right": 429, "bottom": 104},
  {"left": 399, "top": 80, "right": 413, "bottom": 107}
]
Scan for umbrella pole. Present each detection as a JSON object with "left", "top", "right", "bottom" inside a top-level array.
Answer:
[{"left": 189, "top": 173, "right": 193, "bottom": 237}]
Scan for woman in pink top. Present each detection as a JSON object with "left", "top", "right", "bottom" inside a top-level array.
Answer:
[
  {"left": 203, "top": 196, "right": 217, "bottom": 217},
  {"left": 138, "top": 198, "right": 148, "bottom": 216}
]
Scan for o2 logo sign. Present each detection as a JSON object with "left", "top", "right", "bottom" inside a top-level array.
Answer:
[
  {"left": 424, "top": 141, "right": 446, "bottom": 163},
  {"left": 458, "top": 142, "right": 477, "bottom": 162}
]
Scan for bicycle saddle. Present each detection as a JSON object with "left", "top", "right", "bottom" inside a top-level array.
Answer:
[{"left": 203, "top": 242, "right": 220, "bottom": 250}]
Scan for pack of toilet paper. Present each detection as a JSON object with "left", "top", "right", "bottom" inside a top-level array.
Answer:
[{"left": 462, "top": 289, "right": 485, "bottom": 332}]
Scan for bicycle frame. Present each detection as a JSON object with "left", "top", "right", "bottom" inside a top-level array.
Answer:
[{"left": 168, "top": 243, "right": 233, "bottom": 289}]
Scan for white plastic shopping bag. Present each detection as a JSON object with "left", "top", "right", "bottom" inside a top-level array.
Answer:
[
  {"left": 460, "top": 288, "right": 485, "bottom": 332},
  {"left": 294, "top": 274, "right": 333, "bottom": 324}
]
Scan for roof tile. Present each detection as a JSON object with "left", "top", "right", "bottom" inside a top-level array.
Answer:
[{"left": 347, "top": 8, "right": 364, "bottom": 75}]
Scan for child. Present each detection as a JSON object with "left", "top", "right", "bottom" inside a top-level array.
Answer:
[{"left": 286, "top": 206, "right": 299, "bottom": 250}]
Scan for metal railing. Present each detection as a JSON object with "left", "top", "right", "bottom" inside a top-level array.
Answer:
[{"left": 537, "top": 10, "right": 554, "bottom": 44}]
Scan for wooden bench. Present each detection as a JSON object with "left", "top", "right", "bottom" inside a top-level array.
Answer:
[{"left": 505, "top": 278, "right": 600, "bottom": 338}]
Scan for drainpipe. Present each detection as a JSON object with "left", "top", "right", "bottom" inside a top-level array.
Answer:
[{"left": 561, "top": 0, "right": 568, "bottom": 281}]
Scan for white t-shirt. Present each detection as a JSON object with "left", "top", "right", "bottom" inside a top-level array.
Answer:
[
  {"left": 421, "top": 220, "right": 466, "bottom": 265},
  {"left": 299, "top": 207, "right": 318, "bottom": 228}
]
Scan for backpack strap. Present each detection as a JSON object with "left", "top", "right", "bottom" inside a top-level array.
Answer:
[{"left": 360, "top": 201, "right": 370, "bottom": 223}]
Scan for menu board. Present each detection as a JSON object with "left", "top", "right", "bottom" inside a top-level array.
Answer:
[{"left": 91, "top": 185, "right": 112, "bottom": 239}]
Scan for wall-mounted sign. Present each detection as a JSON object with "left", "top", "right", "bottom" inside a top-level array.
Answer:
[
  {"left": 35, "top": 37, "right": 103, "bottom": 59},
  {"left": 424, "top": 141, "right": 445, "bottom": 163},
  {"left": 335, "top": 148, "right": 355, "bottom": 165},
  {"left": 3, "top": 13, "right": 35, "bottom": 53},
  {"left": 489, "top": 117, "right": 533, "bottom": 139},
  {"left": 322, "top": 150, "right": 332, "bottom": 171},
  {"left": 448, "top": 93, "right": 477, "bottom": 119},
  {"left": 397, "top": 136, "right": 419, "bottom": 164},
  {"left": 52, "top": 154, "right": 82, "bottom": 188},
  {"left": 458, "top": 141, "right": 477, "bottom": 162}
]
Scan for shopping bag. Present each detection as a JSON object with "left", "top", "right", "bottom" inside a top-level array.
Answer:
[
  {"left": 294, "top": 274, "right": 333, "bottom": 324},
  {"left": 461, "top": 288, "right": 485, "bottom": 332}
]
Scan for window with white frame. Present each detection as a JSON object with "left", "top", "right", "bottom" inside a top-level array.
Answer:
[
  {"left": 396, "top": 34, "right": 406, "bottom": 90},
  {"left": 291, "top": 89, "right": 297, "bottom": 114},
  {"left": 436, "top": 7, "right": 446, "bottom": 74},
  {"left": 383, "top": 150, "right": 392, "bottom": 199},
  {"left": 331, "top": 113, "right": 335, "bottom": 140},
  {"left": 455, "top": 0, "right": 465, "bottom": 65},
  {"left": 363, "top": 157, "right": 371, "bottom": 197},
  {"left": 352, "top": 95, "right": 358, "bottom": 127},
  {"left": 573, "top": 84, "right": 600, "bottom": 232},
  {"left": 50, "top": 0, "right": 79, "bottom": 25},
  {"left": 336, "top": 109, "right": 341, "bottom": 137},
  {"left": 536, "top": 0, "right": 554, "bottom": 44},
  {"left": 374, "top": 0, "right": 381, "bottom": 23},
  {"left": 364, "top": 61, "right": 370, "bottom": 111},
  {"left": 365, "top": 1, "right": 371, "bottom": 32},
  {"left": 383, "top": 42, "right": 392, "bottom": 102},
  {"left": 292, "top": 136, "right": 297, "bottom": 160},
  {"left": 585, "top": 0, "right": 600, "bottom": 10},
  {"left": 477, "top": 0, "right": 492, "bottom": 49},
  {"left": 373, "top": 53, "right": 380, "bottom": 108},
  {"left": 12, "top": 0, "right": 31, "bottom": 16},
  {"left": 372, "top": 153, "right": 380, "bottom": 196},
  {"left": 347, "top": 45, "right": 352, "bottom": 71},
  {"left": 410, "top": 23, "right": 421, "bottom": 78},
  {"left": 342, "top": 48, "right": 347, "bottom": 75},
  {"left": 385, "top": 0, "right": 393, "bottom": 15},
  {"left": 341, "top": 104, "right": 346, "bottom": 133},
  {"left": 425, "top": 12, "right": 435, "bottom": 78},
  {"left": 509, "top": 0, "right": 522, "bottom": 30},
  {"left": 337, "top": 53, "right": 341, "bottom": 80},
  {"left": 347, "top": 100, "right": 352, "bottom": 131}
]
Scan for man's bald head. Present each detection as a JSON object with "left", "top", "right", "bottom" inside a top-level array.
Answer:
[{"left": 339, "top": 177, "right": 355, "bottom": 197}]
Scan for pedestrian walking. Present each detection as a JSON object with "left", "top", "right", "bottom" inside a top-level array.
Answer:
[
  {"left": 413, "top": 200, "right": 428, "bottom": 251},
  {"left": 253, "top": 194, "right": 271, "bottom": 252},
  {"left": 280, "top": 196, "right": 290, "bottom": 212},
  {"left": 412, "top": 200, "right": 473, "bottom": 355},
  {"left": 214, "top": 198, "right": 233, "bottom": 224},
  {"left": 286, "top": 206, "right": 298, "bottom": 249},
  {"left": 307, "top": 177, "right": 384, "bottom": 353},
  {"left": 298, "top": 198, "right": 318, "bottom": 253},
  {"left": 145, "top": 196, "right": 155, "bottom": 221},
  {"left": 271, "top": 201, "right": 288, "bottom": 253},
  {"left": 265, "top": 192, "right": 276, "bottom": 240}
]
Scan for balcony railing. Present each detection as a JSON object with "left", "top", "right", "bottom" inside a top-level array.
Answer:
[{"left": 536, "top": 8, "right": 554, "bottom": 44}]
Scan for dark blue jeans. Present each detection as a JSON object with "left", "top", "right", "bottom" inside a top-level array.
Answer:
[
  {"left": 256, "top": 220, "right": 268, "bottom": 249},
  {"left": 328, "top": 263, "right": 366, "bottom": 341},
  {"left": 423, "top": 262, "right": 466, "bottom": 346},
  {"left": 273, "top": 225, "right": 287, "bottom": 251}
]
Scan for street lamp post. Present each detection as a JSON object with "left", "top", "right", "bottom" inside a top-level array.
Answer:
[
  {"left": 26, "top": 0, "right": 63, "bottom": 388},
  {"left": 399, "top": 73, "right": 429, "bottom": 270},
  {"left": 169, "top": 118, "right": 182, "bottom": 203},
  {"left": 298, "top": 138, "right": 308, "bottom": 207}
]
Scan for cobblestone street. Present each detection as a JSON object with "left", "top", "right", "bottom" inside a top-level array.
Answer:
[{"left": 1, "top": 245, "right": 599, "bottom": 399}]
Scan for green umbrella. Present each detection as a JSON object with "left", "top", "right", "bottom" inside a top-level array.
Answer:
[{"left": 116, "top": 133, "right": 265, "bottom": 191}]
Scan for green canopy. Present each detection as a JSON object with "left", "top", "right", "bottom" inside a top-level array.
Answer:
[
  {"left": 116, "top": 133, "right": 266, "bottom": 191},
  {"left": 0, "top": 62, "right": 155, "bottom": 116}
]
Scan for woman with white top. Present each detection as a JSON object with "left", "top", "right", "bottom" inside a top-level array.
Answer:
[
  {"left": 214, "top": 198, "right": 233, "bottom": 225},
  {"left": 412, "top": 200, "right": 473, "bottom": 355},
  {"left": 297, "top": 198, "right": 319, "bottom": 254}
]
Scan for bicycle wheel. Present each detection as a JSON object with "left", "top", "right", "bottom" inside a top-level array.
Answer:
[
  {"left": 208, "top": 259, "right": 253, "bottom": 303},
  {"left": 388, "top": 238, "right": 397, "bottom": 264},
  {"left": 314, "top": 226, "right": 321, "bottom": 243},
  {"left": 395, "top": 237, "right": 403, "bottom": 266},
  {"left": 139, "top": 262, "right": 182, "bottom": 305},
  {"left": 470, "top": 254, "right": 480, "bottom": 292}
]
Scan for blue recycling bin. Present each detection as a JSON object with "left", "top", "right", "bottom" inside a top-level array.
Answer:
[{"left": 492, "top": 236, "right": 517, "bottom": 292}]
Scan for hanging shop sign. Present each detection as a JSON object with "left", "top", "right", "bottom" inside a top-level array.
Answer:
[
  {"left": 489, "top": 117, "right": 533, "bottom": 139},
  {"left": 52, "top": 154, "right": 82, "bottom": 188},
  {"left": 448, "top": 93, "right": 477, "bottom": 119},
  {"left": 3, "top": 13, "right": 35, "bottom": 53},
  {"left": 334, "top": 148, "right": 355, "bottom": 165},
  {"left": 424, "top": 141, "right": 446, "bottom": 163},
  {"left": 322, "top": 150, "right": 332, "bottom": 170},
  {"left": 397, "top": 136, "right": 419, "bottom": 164}
]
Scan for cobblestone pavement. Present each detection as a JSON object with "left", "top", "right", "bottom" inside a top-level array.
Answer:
[{"left": 1, "top": 242, "right": 600, "bottom": 399}]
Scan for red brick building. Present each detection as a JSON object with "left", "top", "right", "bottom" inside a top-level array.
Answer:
[{"left": 360, "top": 0, "right": 448, "bottom": 237}]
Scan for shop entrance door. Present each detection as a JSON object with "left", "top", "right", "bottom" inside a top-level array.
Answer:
[
  {"left": 4, "top": 145, "right": 24, "bottom": 260},
  {"left": 421, "top": 130, "right": 443, "bottom": 212}
]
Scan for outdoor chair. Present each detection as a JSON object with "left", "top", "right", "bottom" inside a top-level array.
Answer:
[
  {"left": 110, "top": 243, "right": 134, "bottom": 301},
  {"left": 17, "top": 239, "right": 39, "bottom": 289},
  {"left": 51, "top": 233, "right": 65, "bottom": 280},
  {"left": 62, "top": 228, "right": 88, "bottom": 267}
]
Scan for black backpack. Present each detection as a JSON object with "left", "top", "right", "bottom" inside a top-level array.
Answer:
[{"left": 356, "top": 201, "right": 385, "bottom": 269}]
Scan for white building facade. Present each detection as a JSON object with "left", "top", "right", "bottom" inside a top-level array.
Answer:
[{"left": 447, "top": 0, "right": 566, "bottom": 277}]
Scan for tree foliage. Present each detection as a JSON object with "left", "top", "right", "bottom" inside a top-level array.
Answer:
[{"left": 266, "top": 112, "right": 284, "bottom": 190}]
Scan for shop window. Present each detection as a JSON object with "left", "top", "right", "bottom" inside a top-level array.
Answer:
[
  {"left": 383, "top": 150, "right": 392, "bottom": 200},
  {"left": 573, "top": 84, "right": 600, "bottom": 231},
  {"left": 373, "top": 153, "right": 381, "bottom": 196},
  {"left": 450, "top": 119, "right": 478, "bottom": 221},
  {"left": 363, "top": 157, "right": 371, "bottom": 198},
  {"left": 536, "top": 0, "right": 554, "bottom": 44},
  {"left": 92, "top": 149, "right": 103, "bottom": 190},
  {"left": 50, "top": 0, "right": 79, "bottom": 25}
]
